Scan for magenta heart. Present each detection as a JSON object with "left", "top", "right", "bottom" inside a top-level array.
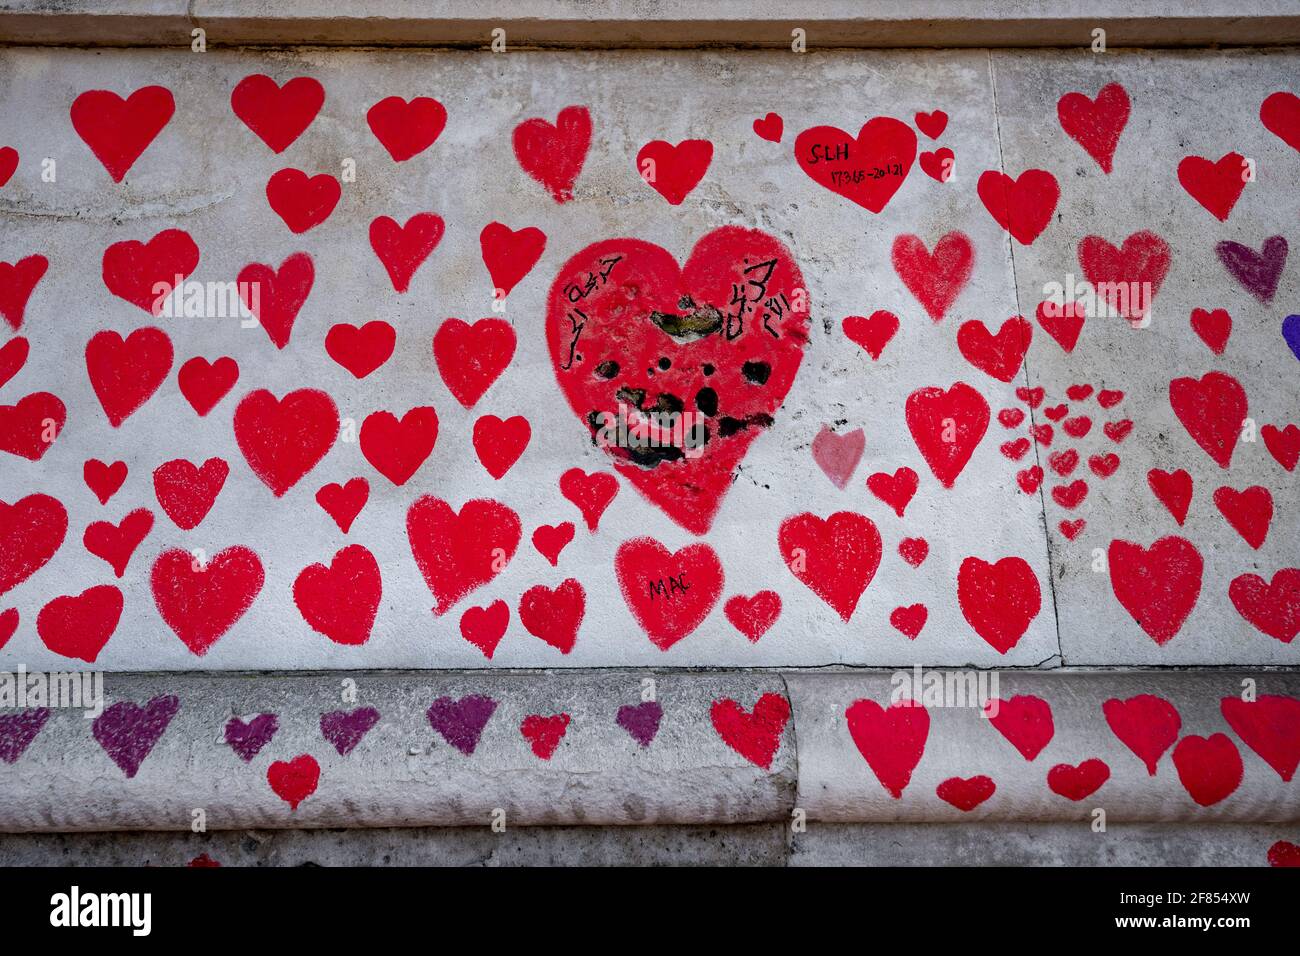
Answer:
[
  {"left": 811, "top": 425, "right": 866, "bottom": 490},
  {"left": 92, "top": 695, "right": 179, "bottom": 778},
  {"left": 616, "top": 701, "right": 664, "bottom": 748},
  {"left": 224, "top": 713, "right": 279, "bottom": 762},
  {"left": 0, "top": 707, "right": 51, "bottom": 764},
  {"left": 426, "top": 695, "right": 497, "bottom": 756},
  {"left": 1216, "top": 236, "right": 1288, "bottom": 303},
  {"left": 320, "top": 706, "right": 381, "bottom": 756}
]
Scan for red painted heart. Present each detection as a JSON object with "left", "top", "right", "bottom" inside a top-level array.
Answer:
[
  {"left": 778, "top": 511, "right": 881, "bottom": 622},
  {"left": 230, "top": 75, "right": 323, "bottom": 154},
  {"left": 845, "top": 699, "right": 929, "bottom": 799},
  {"left": 615, "top": 537, "right": 723, "bottom": 650},
  {"left": 151, "top": 545, "right": 265, "bottom": 656},
  {"left": 71, "top": 85, "right": 174, "bottom": 182},
  {"left": 293, "top": 544, "right": 382, "bottom": 646},
  {"left": 406, "top": 496, "right": 521, "bottom": 616},
  {"left": 794, "top": 117, "right": 917, "bottom": 213},
  {"left": 234, "top": 388, "right": 339, "bottom": 497},
  {"left": 1108, "top": 536, "right": 1203, "bottom": 645}
]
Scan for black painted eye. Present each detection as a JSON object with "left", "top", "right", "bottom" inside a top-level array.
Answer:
[
  {"left": 595, "top": 360, "right": 619, "bottom": 379},
  {"left": 742, "top": 360, "right": 771, "bottom": 385},
  {"left": 702, "top": 363, "right": 715, "bottom": 376},
  {"left": 695, "top": 387, "right": 718, "bottom": 417},
  {"left": 658, "top": 357, "right": 671, "bottom": 371}
]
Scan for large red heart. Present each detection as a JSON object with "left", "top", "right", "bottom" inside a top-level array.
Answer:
[
  {"left": 266, "top": 169, "right": 340, "bottom": 233},
  {"left": 0, "top": 254, "right": 48, "bottom": 330},
  {"left": 234, "top": 389, "right": 338, "bottom": 497},
  {"left": 36, "top": 585, "right": 123, "bottom": 663},
  {"left": 360, "top": 406, "right": 439, "bottom": 486},
  {"left": 406, "top": 496, "right": 521, "bottom": 616},
  {"left": 1108, "top": 536, "right": 1203, "bottom": 645},
  {"left": 957, "top": 556, "right": 1041, "bottom": 654},
  {"left": 977, "top": 169, "right": 1059, "bottom": 245},
  {"left": 70, "top": 85, "right": 174, "bottom": 182},
  {"left": 0, "top": 392, "right": 64, "bottom": 460},
  {"left": 794, "top": 117, "right": 917, "bottom": 213},
  {"left": 83, "top": 508, "right": 153, "bottom": 578},
  {"left": 367, "top": 95, "right": 446, "bottom": 162},
  {"left": 1169, "top": 371, "right": 1247, "bottom": 469},
  {"left": 230, "top": 75, "right": 323, "bottom": 154},
  {"left": 1229, "top": 569, "right": 1300, "bottom": 644},
  {"left": 891, "top": 232, "right": 974, "bottom": 321},
  {"left": 724, "top": 590, "right": 781, "bottom": 642},
  {"left": 325, "top": 321, "right": 394, "bottom": 379},
  {"left": 1178, "top": 152, "right": 1248, "bottom": 222},
  {"left": 710, "top": 692, "right": 789, "bottom": 770},
  {"left": 957, "top": 316, "right": 1031, "bottom": 382},
  {"left": 0, "top": 495, "right": 67, "bottom": 599},
  {"left": 636, "top": 139, "right": 713, "bottom": 205},
  {"left": 473, "top": 414, "right": 530, "bottom": 480},
  {"left": 985, "top": 694, "right": 1053, "bottom": 761},
  {"left": 151, "top": 545, "right": 265, "bottom": 656},
  {"left": 905, "top": 382, "right": 989, "bottom": 488},
  {"left": 1213, "top": 485, "right": 1272, "bottom": 549},
  {"left": 615, "top": 537, "right": 723, "bottom": 650},
  {"left": 1047, "top": 759, "right": 1110, "bottom": 800},
  {"left": 1077, "top": 230, "right": 1170, "bottom": 325},
  {"left": 1173, "top": 733, "right": 1243, "bottom": 806},
  {"left": 480, "top": 222, "right": 547, "bottom": 298},
  {"left": 546, "top": 226, "right": 808, "bottom": 535},
  {"left": 1147, "top": 468, "right": 1193, "bottom": 524},
  {"left": 293, "top": 544, "right": 381, "bottom": 646},
  {"left": 1220, "top": 694, "right": 1299, "bottom": 782},
  {"left": 778, "top": 511, "right": 881, "bottom": 622},
  {"left": 153, "top": 457, "right": 228, "bottom": 530},
  {"left": 101, "top": 229, "right": 199, "bottom": 316},
  {"left": 369, "top": 213, "right": 443, "bottom": 293},
  {"left": 178, "top": 356, "right": 238, "bottom": 416},
  {"left": 433, "top": 317, "right": 516, "bottom": 409},
  {"left": 1261, "top": 91, "right": 1300, "bottom": 153},
  {"left": 85, "top": 327, "right": 173, "bottom": 427},
  {"left": 1103, "top": 694, "right": 1181, "bottom": 775},
  {"left": 512, "top": 106, "right": 591, "bottom": 203},
  {"left": 1057, "top": 82, "right": 1130, "bottom": 173},
  {"left": 238, "top": 252, "right": 314, "bottom": 350},
  {"left": 267, "top": 754, "right": 319, "bottom": 810},
  {"left": 518, "top": 578, "right": 585, "bottom": 654},
  {"left": 844, "top": 699, "right": 929, "bottom": 799}
]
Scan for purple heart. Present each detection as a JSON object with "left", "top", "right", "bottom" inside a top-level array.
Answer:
[
  {"left": 224, "top": 713, "right": 278, "bottom": 762},
  {"left": 616, "top": 701, "right": 663, "bottom": 748},
  {"left": 1283, "top": 314, "right": 1300, "bottom": 362},
  {"left": 1216, "top": 236, "right": 1288, "bottom": 303},
  {"left": 0, "top": 708, "right": 51, "bottom": 764},
  {"left": 426, "top": 695, "right": 497, "bottom": 756},
  {"left": 320, "top": 706, "right": 381, "bottom": 756},
  {"left": 92, "top": 695, "right": 179, "bottom": 778}
]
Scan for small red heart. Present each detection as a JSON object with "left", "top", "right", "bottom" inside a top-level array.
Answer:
[
  {"left": 83, "top": 459, "right": 127, "bottom": 505},
  {"left": 1044, "top": 404, "right": 1067, "bottom": 422},
  {"left": 407, "top": 496, "right": 521, "bottom": 616},
  {"left": 293, "top": 544, "right": 381, "bottom": 646},
  {"left": 1178, "top": 151, "right": 1249, "bottom": 222},
  {"left": 914, "top": 110, "right": 948, "bottom": 139},
  {"left": 370, "top": 213, "right": 444, "bottom": 292},
  {"left": 0, "top": 146, "right": 16, "bottom": 188},
  {"left": 178, "top": 356, "right": 238, "bottom": 417},
  {"left": 956, "top": 315, "right": 1031, "bottom": 382},
  {"left": 0, "top": 254, "right": 48, "bottom": 331},
  {"left": 267, "top": 754, "right": 319, "bottom": 809},
  {"left": 518, "top": 579, "right": 585, "bottom": 654},
  {"left": 1190, "top": 307, "right": 1232, "bottom": 354},
  {"left": 1089, "top": 453, "right": 1120, "bottom": 478},
  {"left": 151, "top": 546, "right": 264, "bottom": 656},
  {"left": 83, "top": 508, "right": 153, "bottom": 578},
  {"left": 460, "top": 600, "right": 509, "bottom": 659},
  {"left": 85, "top": 327, "right": 173, "bottom": 427},
  {"left": 1034, "top": 299, "right": 1086, "bottom": 353},
  {"left": 1103, "top": 694, "right": 1181, "bottom": 776},
  {"left": 724, "top": 590, "right": 781, "bottom": 642},
  {"left": 752, "top": 112, "right": 783, "bottom": 143},
  {"left": 1147, "top": 468, "right": 1193, "bottom": 525},
  {"left": 1016, "top": 465, "right": 1043, "bottom": 494},
  {"left": 845, "top": 698, "right": 929, "bottom": 798},
  {"left": 71, "top": 85, "right": 174, "bottom": 181},
  {"left": 919, "top": 147, "right": 954, "bottom": 182},
  {"left": 0, "top": 607, "right": 16, "bottom": 650},
  {"left": 0, "top": 392, "right": 64, "bottom": 461},
  {"left": 1031, "top": 423, "right": 1053, "bottom": 446},
  {"left": 1261, "top": 423, "right": 1299, "bottom": 471},
  {"left": 779, "top": 512, "right": 881, "bottom": 622},
  {"left": 637, "top": 139, "right": 713, "bottom": 205},
  {"left": 234, "top": 388, "right": 339, "bottom": 497},
  {"left": 1172, "top": 733, "right": 1243, "bottom": 806},
  {"left": 1066, "top": 384, "right": 1093, "bottom": 401},
  {"left": 230, "top": 75, "right": 322, "bottom": 154},
  {"left": 559, "top": 468, "right": 618, "bottom": 532},
  {"left": 711, "top": 693, "right": 790, "bottom": 770},
  {"left": 1169, "top": 371, "right": 1245, "bottom": 467},
  {"left": 1104, "top": 419, "right": 1134, "bottom": 443},
  {"left": 366, "top": 95, "right": 446, "bottom": 162},
  {"left": 898, "top": 537, "right": 928, "bottom": 567},
  {"left": 889, "top": 603, "right": 927, "bottom": 640},
  {"left": 936, "top": 774, "right": 995, "bottom": 811},
  {"left": 1108, "top": 536, "right": 1203, "bottom": 645},
  {"left": 513, "top": 106, "right": 592, "bottom": 203},
  {"left": 1229, "top": 569, "right": 1300, "bottom": 643},
  {"left": 1057, "top": 82, "right": 1130, "bottom": 173},
  {"left": 1062, "top": 415, "right": 1092, "bottom": 438},
  {"left": 102, "top": 229, "right": 199, "bottom": 315},
  {"left": 266, "top": 169, "right": 340, "bottom": 233},
  {"left": 0, "top": 335, "right": 28, "bottom": 389},
  {"left": 1051, "top": 480, "right": 1088, "bottom": 509},
  {"left": 905, "top": 382, "right": 989, "bottom": 488},
  {"left": 520, "top": 713, "right": 571, "bottom": 759},
  {"left": 1260, "top": 91, "right": 1300, "bottom": 153},
  {"left": 998, "top": 408, "right": 1025, "bottom": 428},
  {"left": 1048, "top": 449, "right": 1078, "bottom": 476},
  {"left": 1047, "top": 759, "right": 1110, "bottom": 801},
  {"left": 324, "top": 321, "right": 394, "bottom": 379},
  {"left": 1016, "top": 386, "right": 1045, "bottom": 408},
  {"left": 36, "top": 584, "right": 123, "bottom": 663},
  {"left": 957, "top": 555, "right": 1041, "bottom": 653},
  {"left": 985, "top": 695, "right": 1054, "bottom": 760},
  {"left": 891, "top": 231, "right": 974, "bottom": 321},
  {"left": 1220, "top": 695, "right": 1300, "bottom": 781},
  {"left": 433, "top": 318, "right": 516, "bottom": 409},
  {"left": 1268, "top": 840, "right": 1300, "bottom": 868},
  {"left": 615, "top": 537, "right": 723, "bottom": 649},
  {"left": 842, "top": 311, "right": 899, "bottom": 360},
  {"left": 1001, "top": 438, "right": 1030, "bottom": 461},
  {"left": 315, "top": 478, "right": 368, "bottom": 534},
  {"left": 360, "top": 406, "right": 439, "bottom": 487},
  {"left": 532, "top": 522, "right": 575, "bottom": 566},
  {"left": 865, "top": 467, "right": 919, "bottom": 518},
  {"left": 238, "top": 251, "right": 314, "bottom": 351},
  {"left": 1059, "top": 519, "right": 1086, "bottom": 540},
  {"left": 1097, "top": 389, "right": 1124, "bottom": 409},
  {"left": 977, "top": 168, "right": 1059, "bottom": 245},
  {"left": 472, "top": 414, "right": 530, "bottom": 479},
  {"left": 479, "top": 222, "right": 546, "bottom": 298},
  {"left": 1212, "top": 485, "right": 1273, "bottom": 549}
]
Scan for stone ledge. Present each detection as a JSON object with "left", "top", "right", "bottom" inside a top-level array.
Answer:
[{"left": 0, "top": 669, "right": 1295, "bottom": 831}]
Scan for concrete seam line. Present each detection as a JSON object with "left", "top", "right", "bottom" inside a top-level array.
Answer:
[{"left": 0, "top": 670, "right": 1295, "bottom": 831}]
